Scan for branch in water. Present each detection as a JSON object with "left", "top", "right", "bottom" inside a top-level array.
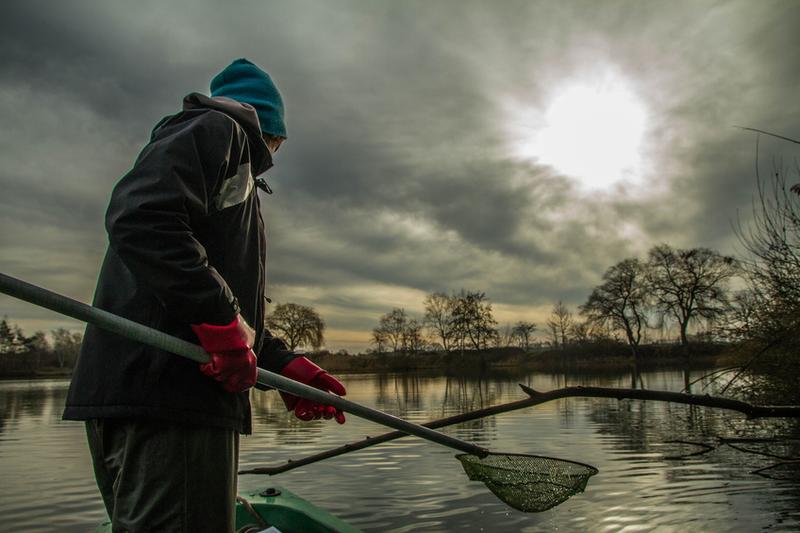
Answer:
[
  {"left": 518, "top": 384, "right": 800, "bottom": 418},
  {"left": 663, "top": 436, "right": 800, "bottom": 476},
  {"left": 662, "top": 440, "right": 716, "bottom": 459},
  {"left": 240, "top": 385, "right": 800, "bottom": 476},
  {"left": 752, "top": 461, "right": 800, "bottom": 479}
]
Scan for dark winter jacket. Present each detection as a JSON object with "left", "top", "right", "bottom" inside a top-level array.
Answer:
[{"left": 63, "top": 93, "right": 295, "bottom": 434}]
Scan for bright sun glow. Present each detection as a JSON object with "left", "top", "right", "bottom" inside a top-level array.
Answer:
[{"left": 531, "top": 81, "right": 647, "bottom": 190}]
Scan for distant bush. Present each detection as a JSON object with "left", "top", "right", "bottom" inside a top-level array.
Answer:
[{"left": 0, "top": 318, "right": 81, "bottom": 377}]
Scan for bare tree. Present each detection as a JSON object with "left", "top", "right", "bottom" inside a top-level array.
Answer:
[
  {"left": 265, "top": 303, "right": 325, "bottom": 351},
  {"left": 494, "top": 323, "right": 514, "bottom": 348},
  {"left": 371, "top": 327, "right": 389, "bottom": 353},
  {"left": 0, "top": 317, "right": 27, "bottom": 355},
  {"left": 374, "top": 308, "right": 408, "bottom": 352},
  {"left": 423, "top": 292, "right": 456, "bottom": 352},
  {"left": 736, "top": 159, "right": 800, "bottom": 337},
  {"left": 714, "top": 289, "right": 759, "bottom": 342},
  {"left": 511, "top": 321, "right": 537, "bottom": 350},
  {"left": 731, "top": 152, "right": 800, "bottom": 402},
  {"left": 580, "top": 258, "right": 650, "bottom": 357},
  {"left": 402, "top": 318, "right": 426, "bottom": 354},
  {"left": 451, "top": 291, "right": 498, "bottom": 351},
  {"left": 587, "top": 321, "right": 619, "bottom": 343},
  {"left": 51, "top": 328, "right": 83, "bottom": 368},
  {"left": 546, "top": 301, "right": 573, "bottom": 349},
  {"left": 23, "top": 330, "right": 49, "bottom": 371},
  {"left": 646, "top": 244, "right": 737, "bottom": 347},
  {"left": 569, "top": 320, "right": 591, "bottom": 345}
]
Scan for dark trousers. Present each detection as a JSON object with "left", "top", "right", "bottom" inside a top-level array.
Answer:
[{"left": 86, "top": 418, "right": 239, "bottom": 533}]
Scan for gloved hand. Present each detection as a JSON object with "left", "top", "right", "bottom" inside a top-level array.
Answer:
[
  {"left": 280, "top": 357, "right": 347, "bottom": 424},
  {"left": 191, "top": 315, "right": 258, "bottom": 393}
]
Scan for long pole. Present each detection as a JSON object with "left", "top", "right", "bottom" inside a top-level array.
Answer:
[{"left": 0, "top": 272, "right": 488, "bottom": 457}]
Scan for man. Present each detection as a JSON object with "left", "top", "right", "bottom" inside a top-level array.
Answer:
[{"left": 64, "top": 58, "right": 346, "bottom": 532}]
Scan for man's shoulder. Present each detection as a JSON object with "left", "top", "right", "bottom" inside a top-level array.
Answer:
[{"left": 153, "top": 107, "right": 239, "bottom": 142}]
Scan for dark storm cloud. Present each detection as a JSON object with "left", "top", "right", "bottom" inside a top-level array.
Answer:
[
  {"left": 1, "top": 0, "right": 798, "bottom": 349},
  {"left": 0, "top": 3, "right": 189, "bottom": 130}
]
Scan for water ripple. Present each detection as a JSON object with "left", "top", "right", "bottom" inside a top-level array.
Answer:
[{"left": 2, "top": 372, "right": 799, "bottom": 532}]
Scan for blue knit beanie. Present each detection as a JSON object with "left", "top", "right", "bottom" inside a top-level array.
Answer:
[{"left": 210, "top": 58, "right": 287, "bottom": 138}]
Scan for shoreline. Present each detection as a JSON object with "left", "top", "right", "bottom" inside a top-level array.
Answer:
[
  {"left": 0, "top": 368, "right": 73, "bottom": 381},
  {"left": 0, "top": 342, "right": 739, "bottom": 380},
  {"left": 309, "top": 342, "right": 737, "bottom": 376}
]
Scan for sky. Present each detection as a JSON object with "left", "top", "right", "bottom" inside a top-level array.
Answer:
[{"left": 1, "top": 0, "right": 799, "bottom": 352}]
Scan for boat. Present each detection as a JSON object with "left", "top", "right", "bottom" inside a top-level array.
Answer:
[{"left": 95, "top": 485, "right": 363, "bottom": 533}]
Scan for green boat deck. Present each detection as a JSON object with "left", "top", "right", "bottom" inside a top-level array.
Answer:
[{"left": 95, "top": 485, "right": 362, "bottom": 533}]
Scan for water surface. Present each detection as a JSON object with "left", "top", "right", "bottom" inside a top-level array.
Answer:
[{"left": 0, "top": 370, "right": 798, "bottom": 532}]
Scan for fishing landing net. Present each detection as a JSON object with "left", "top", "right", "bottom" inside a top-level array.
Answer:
[{"left": 457, "top": 453, "right": 598, "bottom": 512}]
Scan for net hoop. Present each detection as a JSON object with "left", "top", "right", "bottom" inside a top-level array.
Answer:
[{"left": 456, "top": 452, "right": 599, "bottom": 512}]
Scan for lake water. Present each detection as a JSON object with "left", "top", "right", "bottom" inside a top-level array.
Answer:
[{"left": 0, "top": 369, "right": 798, "bottom": 532}]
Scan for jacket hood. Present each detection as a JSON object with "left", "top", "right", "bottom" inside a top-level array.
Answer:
[{"left": 182, "top": 92, "right": 272, "bottom": 175}]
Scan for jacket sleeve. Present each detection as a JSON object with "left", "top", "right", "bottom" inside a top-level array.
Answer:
[
  {"left": 105, "top": 111, "right": 241, "bottom": 325},
  {"left": 255, "top": 329, "right": 298, "bottom": 390}
]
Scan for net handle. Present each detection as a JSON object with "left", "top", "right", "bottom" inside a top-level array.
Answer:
[{"left": 0, "top": 271, "right": 490, "bottom": 457}]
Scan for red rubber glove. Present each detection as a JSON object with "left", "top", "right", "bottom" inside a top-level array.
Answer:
[
  {"left": 280, "top": 357, "right": 347, "bottom": 424},
  {"left": 191, "top": 315, "right": 258, "bottom": 393}
]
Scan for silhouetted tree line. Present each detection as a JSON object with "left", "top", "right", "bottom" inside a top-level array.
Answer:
[
  {"left": 0, "top": 318, "right": 82, "bottom": 376},
  {"left": 0, "top": 301, "right": 326, "bottom": 377},
  {"left": 366, "top": 242, "right": 738, "bottom": 357},
  {"left": 370, "top": 291, "right": 539, "bottom": 355}
]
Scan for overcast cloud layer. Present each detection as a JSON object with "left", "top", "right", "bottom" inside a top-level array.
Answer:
[{"left": 1, "top": 1, "right": 799, "bottom": 350}]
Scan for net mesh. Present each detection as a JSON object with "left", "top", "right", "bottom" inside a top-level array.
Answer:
[{"left": 457, "top": 452, "right": 598, "bottom": 512}]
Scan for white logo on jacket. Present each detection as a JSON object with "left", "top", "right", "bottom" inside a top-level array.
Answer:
[{"left": 214, "top": 162, "right": 253, "bottom": 210}]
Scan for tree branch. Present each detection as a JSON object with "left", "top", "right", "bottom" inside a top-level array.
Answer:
[
  {"left": 240, "top": 385, "right": 800, "bottom": 476},
  {"left": 735, "top": 126, "right": 800, "bottom": 145},
  {"left": 518, "top": 384, "right": 800, "bottom": 418}
]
